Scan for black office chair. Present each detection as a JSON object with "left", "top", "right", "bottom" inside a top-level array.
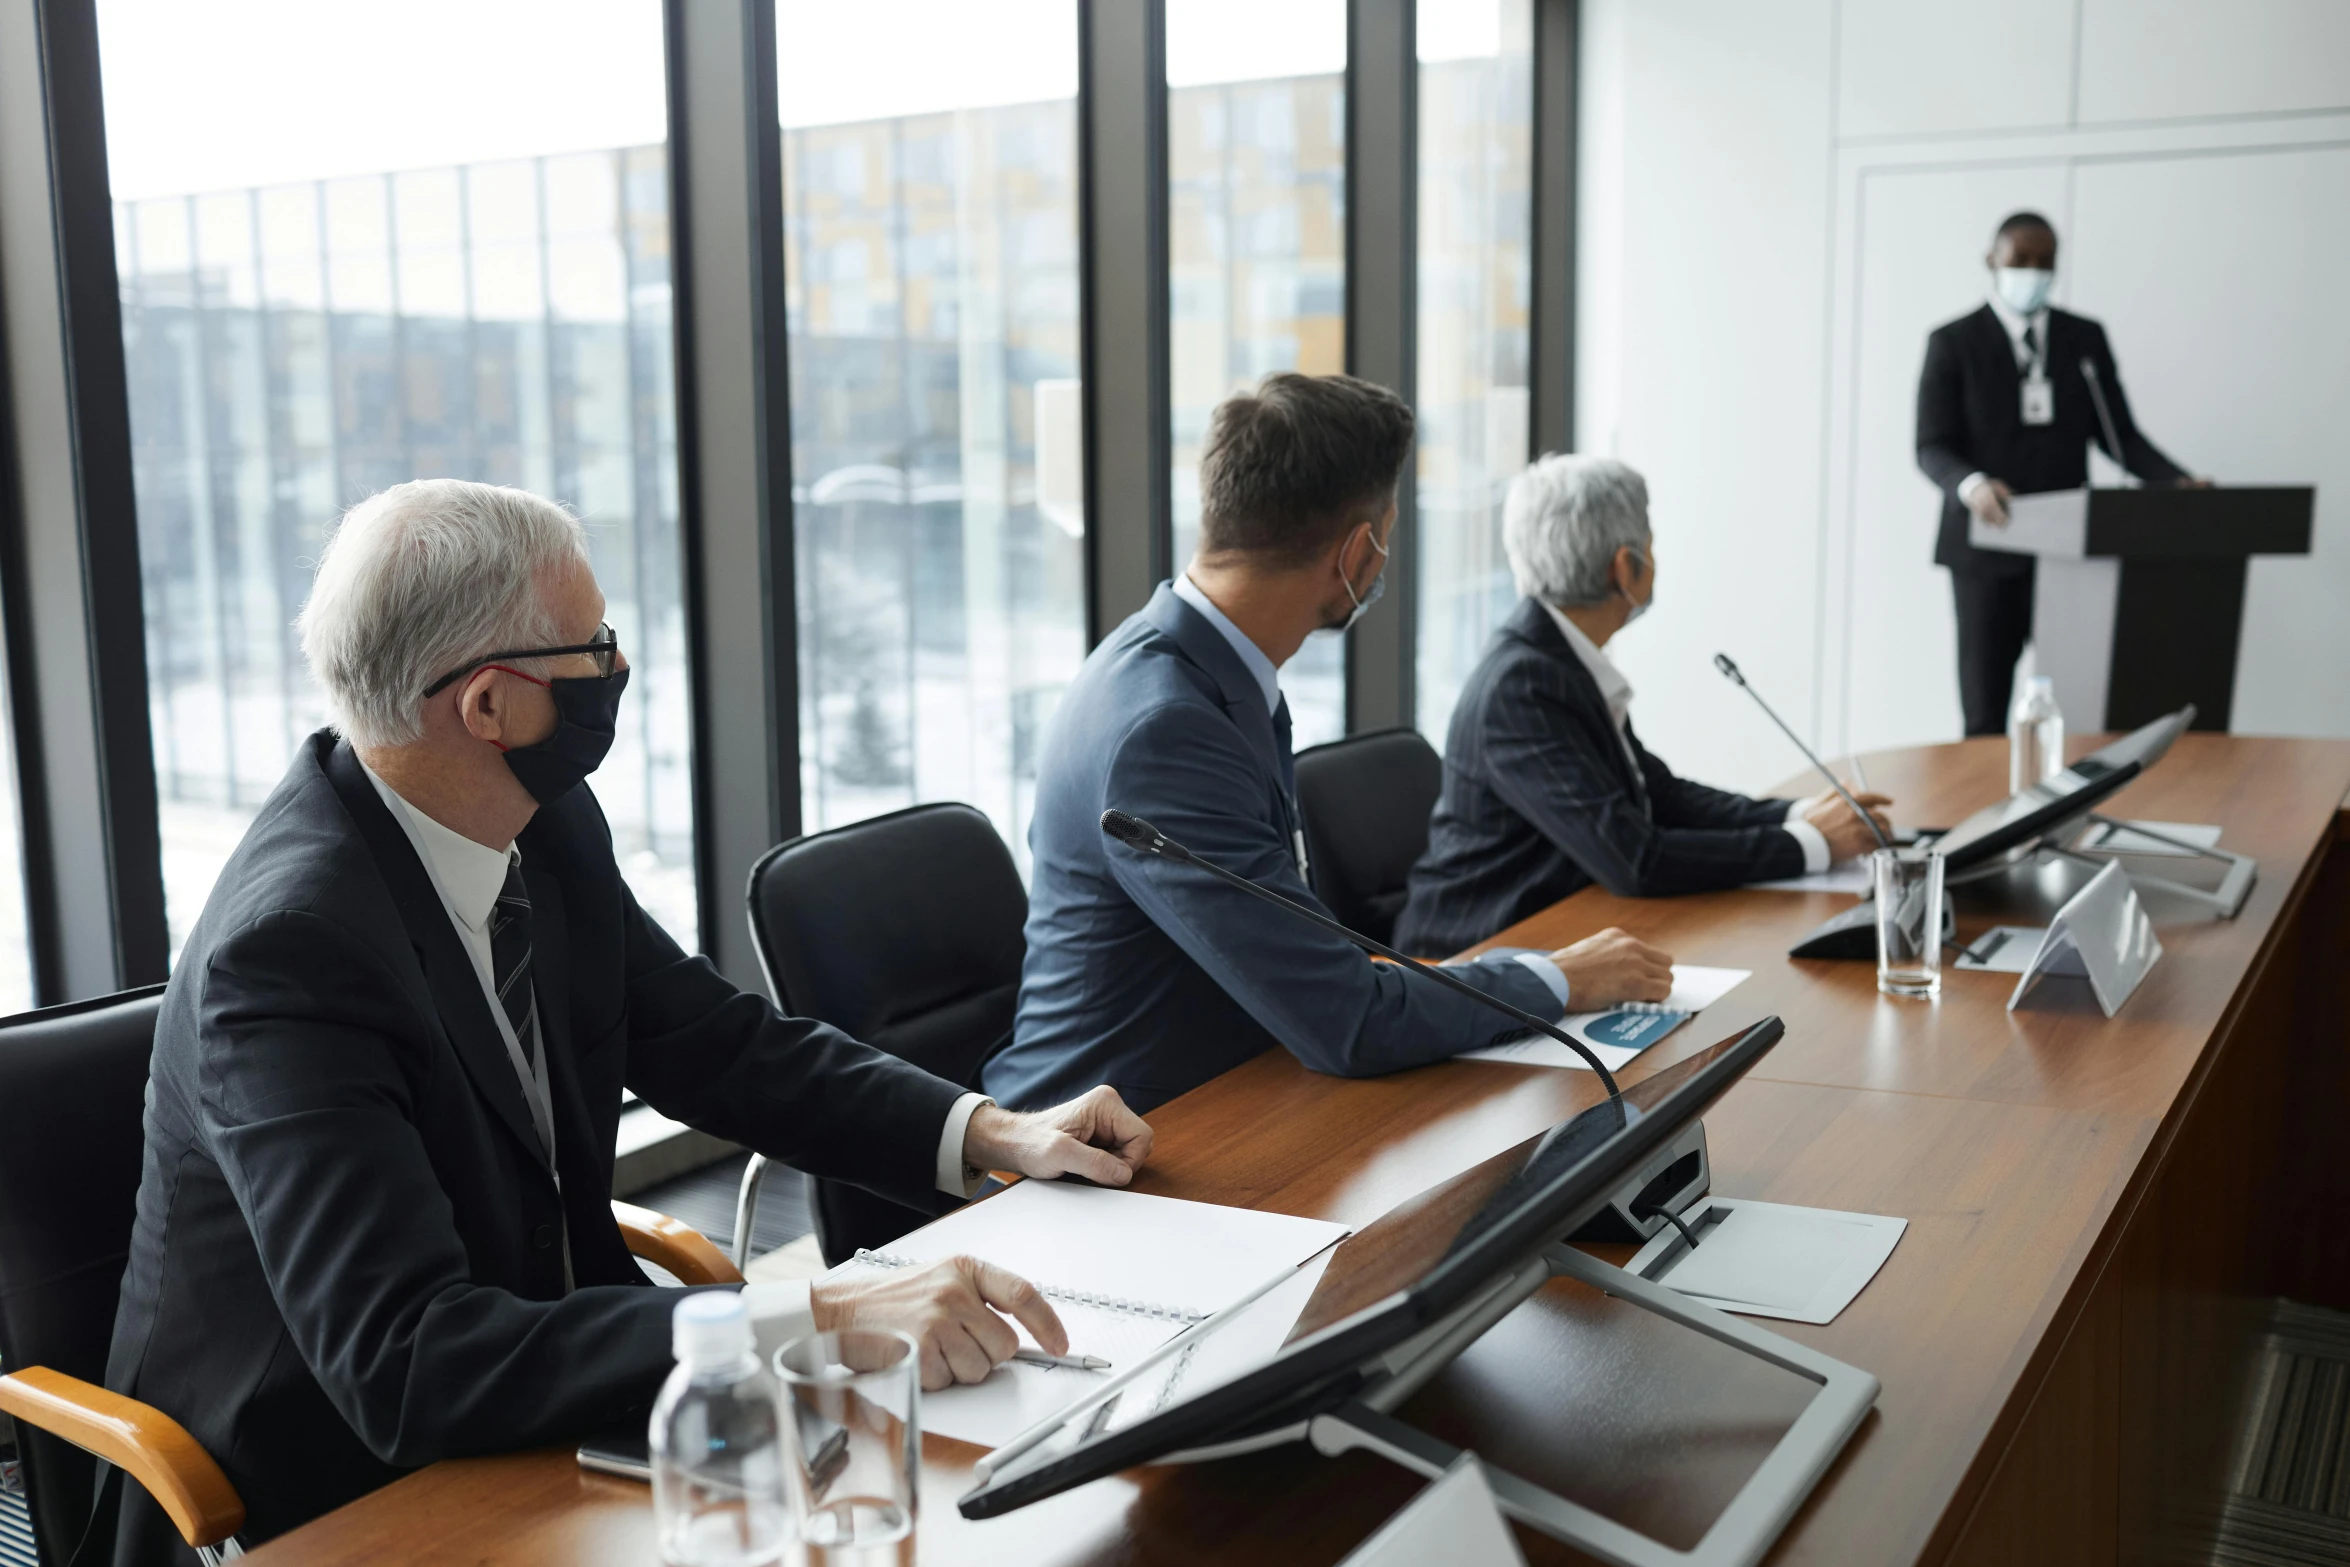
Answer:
[
  {"left": 1293, "top": 726, "right": 1445, "bottom": 948},
  {"left": 0, "top": 989, "right": 738, "bottom": 1567},
  {"left": 745, "top": 803, "right": 1028, "bottom": 1267}
]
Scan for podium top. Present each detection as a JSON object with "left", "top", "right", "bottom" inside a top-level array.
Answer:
[{"left": 1968, "top": 485, "right": 2313, "bottom": 562}]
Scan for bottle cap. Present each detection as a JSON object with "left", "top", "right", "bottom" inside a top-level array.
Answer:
[
  {"left": 2027, "top": 675, "right": 2055, "bottom": 695},
  {"left": 672, "top": 1291, "right": 752, "bottom": 1369}
]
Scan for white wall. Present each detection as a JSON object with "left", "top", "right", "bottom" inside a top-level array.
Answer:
[{"left": 1578, "top": 0, "right": 2350, "bottom": 794}]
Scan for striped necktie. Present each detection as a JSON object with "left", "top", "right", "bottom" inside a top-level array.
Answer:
[{"left": 488, "top": 858, "right": 541, "bottom": 1073}]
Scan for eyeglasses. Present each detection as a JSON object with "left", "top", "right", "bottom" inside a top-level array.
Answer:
[{"left": 421, "top": 623, "right": 621, "bottom": 698}]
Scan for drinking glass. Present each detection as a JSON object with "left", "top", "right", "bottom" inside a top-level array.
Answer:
[
  {"left": 775, "top": 1330, "right": 920, "bottom": 1566},
  {"left": 1873, "top": 847, "right": 1944, "bottom": 998}
]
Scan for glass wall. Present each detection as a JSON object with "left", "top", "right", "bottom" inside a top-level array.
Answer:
[
  {"left": 1166, "top": 0, "right": 1350, "bottom": 748},
  {"left": 96, "top": 0, "right": 696, "bottom": 954},
  {"left": 777, "top": 0, "right": 1087, "bottom": 863},
  {"left": 1413, "top": 1, "right": 1536, "bottom": 748}
]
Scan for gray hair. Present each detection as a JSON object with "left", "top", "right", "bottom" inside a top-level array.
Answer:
[
  {"left": 1502, "top": 454, "right": 1652, "bottom": 607},
  {"left": 298, "top": 479, "right": 588, "bottom": 748}
]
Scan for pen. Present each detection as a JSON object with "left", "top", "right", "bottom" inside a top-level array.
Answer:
[{"left": 1011, "top": 1347, "right": 1112, "bottom": 1372}]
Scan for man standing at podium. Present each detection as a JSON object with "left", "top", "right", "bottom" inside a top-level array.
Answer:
[{"left": 1916, "top": 210, "right": 2204, "bottom": 735}]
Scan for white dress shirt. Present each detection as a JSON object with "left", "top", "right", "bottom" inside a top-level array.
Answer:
[
  {"left": 358, "top": 762, "right": 991, "bottom": 1348},
  {"left": 1174, "top": 573, "right": 1576, "bottom": 1011},
  {"left": 1957, "top": 290, "right": 2052, "bottom": 510},
  {"left": 1537, "top": 604, "right": 1830, "bottom": 875}
]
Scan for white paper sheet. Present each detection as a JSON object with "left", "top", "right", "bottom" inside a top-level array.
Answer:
[
  {"left": 1461, "top": 964, "right": 1751, "bottom": 1072},
  {"left": 1952, "top": 925, "right": 2046, "bottom": 973},
  {"left": 1626, "top": 1197, "right": 1906, "bottom": 1325},
  {"left": 1338, "top": 1455, "right": 1527, "bottom": 1567},
  {"left": 819, "top": 1182, "right": 1348, "bottom": 1447}
]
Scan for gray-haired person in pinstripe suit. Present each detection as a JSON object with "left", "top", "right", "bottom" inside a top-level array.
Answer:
[{"left": 1396, "top": 457, "right": 1893, "bottom": 958}]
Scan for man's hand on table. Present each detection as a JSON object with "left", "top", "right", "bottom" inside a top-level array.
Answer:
[
  {"left": 810, "top": 1255, "right": 1069, "bottom": 1391},
  {"left": 963, "top": 1086, "right": 1154, "bottom": 1188},
  {"left": 1797, "top": 789, "right": 1895, "bottom": 862},
  {"left": 804, "top": 1088, "right": 1152, "bottom": 1391},
  {"left": 1547, "top": 927, "right": 1675, "bottom": 1008}
]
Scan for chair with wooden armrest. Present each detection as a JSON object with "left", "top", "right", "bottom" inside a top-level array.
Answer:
[
  {"left": 0, "top": 985, "right": 738, "bottom": 1566},
  {"left": 0, "top": 1204, "right": 733, "bottom": 1564}
]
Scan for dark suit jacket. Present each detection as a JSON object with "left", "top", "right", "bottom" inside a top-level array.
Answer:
[
  {"left": 1916, "top": 303, "right": 2186, "bottom": 577},
  {"left": 984, "top": 583, "right": 1561, "bottom": 1113},
  {"left": 104, "top": 732, "right": 963, "bottom": 1551},
  {"left": 1395, "top": 599, "right": 1802, "bottom": 956}
]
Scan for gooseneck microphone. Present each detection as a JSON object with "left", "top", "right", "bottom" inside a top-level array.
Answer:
[
  {"left": 1712, "top": 654, "right": 1890, "bottom": 852},
  {"left": 2079, "top": 358, "right": 2134, "bottom": 488},
  {"left": 1098, "top": 810, "right": 1624, "bottom": 1106}
]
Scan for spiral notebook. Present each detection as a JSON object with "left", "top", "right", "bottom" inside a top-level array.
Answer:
[{"left": 819, "top": 1180, "right": 1348, "bottom": 1448}]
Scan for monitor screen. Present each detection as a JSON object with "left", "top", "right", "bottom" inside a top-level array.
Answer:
[
  {"left": 1929, "top": 706, "right": 2192, "bottom": 870},
  {"left": 962, "top": 1019, "right": 1782, "bottom": 1519}
]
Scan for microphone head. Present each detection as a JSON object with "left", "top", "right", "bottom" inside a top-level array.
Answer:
[
  {"left": 1100, "top": 810, "right": 1191, "bottom": 862},
  {"left": 1712, "top": 652, "right": 1745, "bottom": 686}
]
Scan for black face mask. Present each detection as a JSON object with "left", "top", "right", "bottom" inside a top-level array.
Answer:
[{"left": 499, "top": 665, "right": 629, "bottom": 804}]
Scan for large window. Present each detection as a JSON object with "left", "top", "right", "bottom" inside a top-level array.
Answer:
[
  {"left": 1166, "top": 0, "right": 1349, "bottom": 747},
  {"left": 1413, "top": 1, "right": 1535, "bottom": 747},
  {"left": 97, "top": 0, "right": 697, "bottom": 954},
  {"left": 778, "top": 1, "right": 1087, "bottom": 861}
]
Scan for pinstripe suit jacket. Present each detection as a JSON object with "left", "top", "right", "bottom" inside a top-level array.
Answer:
[{"left": 1395, "top": 599, "right": 1804, "bottom": 956}]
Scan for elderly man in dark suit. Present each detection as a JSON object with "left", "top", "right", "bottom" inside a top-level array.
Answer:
[
  {"left": 985, "top": 374, "right": 1671, "bottom": 1115},
  {"left": 1395, "top": 456, "right": 1893, "bottom": 958},
  {"left": 103, "top": 479, "right": 1152, "bottom": 1558},
  {"left": 1917, "top": 209, "right": 2204, "bottom": 735}
]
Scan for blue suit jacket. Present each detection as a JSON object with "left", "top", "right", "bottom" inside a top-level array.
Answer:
[
  {"left": 986, "top": 583, "right": 1562, "bottom": 1112},
  {"left": 1395, "top": 598, "right": 1803, "bottom": 956}
]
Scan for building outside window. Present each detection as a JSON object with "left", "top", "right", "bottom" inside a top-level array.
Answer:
[
  {"left": 1413, "top": 0, "right": 1536, "bottom": 748},
  {"left": 96, "top": 0, "right": 697, "bottom": 955},
  {"left": 1167, "top": 0, "right": 1350, "bottom": 748},
  {"left": 777, "top": 0, "right": 1087, "bottom": 864}
]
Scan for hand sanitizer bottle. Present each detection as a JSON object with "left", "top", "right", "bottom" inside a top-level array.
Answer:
[{"left": 2008, "top": 675, "right": 2065, "bottom": 793}]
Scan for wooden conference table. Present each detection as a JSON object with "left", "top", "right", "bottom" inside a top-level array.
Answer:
[{"left": 245, "top": 734, "right": 2350, "bottom": 1566}]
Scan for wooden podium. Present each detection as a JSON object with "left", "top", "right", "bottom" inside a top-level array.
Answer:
[{"left": 1970, "top": 485, "right": 2314, "bottom": 730}]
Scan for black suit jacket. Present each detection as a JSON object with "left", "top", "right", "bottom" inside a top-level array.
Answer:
[
  {"left": 1916, "top": 303, "right": 2186, "bottom": 577},
  {"left": 1394, "top": 600, "right": 1802, "bottom": 956},
  {"left": 104, "top": 733, "right": 963, "bottom": 1551}
]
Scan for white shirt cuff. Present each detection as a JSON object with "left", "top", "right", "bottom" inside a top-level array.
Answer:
[
  {"left": 1511, "top": 951, "right": 1574, "bottom": 1016},
  {"left": 935, "top": 1091, "right": 993, "bottom": 1198},
  {"left": 1781, "top": 809, "right": 1833, "bottom": 873},
  {"left": 743, "top": 1279, "right": 816, "bottom": 1365},
  {"left": 1957, "top": 471, "right": 1991, "bottom": 506}
]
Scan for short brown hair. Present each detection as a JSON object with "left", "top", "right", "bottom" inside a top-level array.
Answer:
[{"left": 1196, "top": 372, "right": 1414, "bottom": 566}]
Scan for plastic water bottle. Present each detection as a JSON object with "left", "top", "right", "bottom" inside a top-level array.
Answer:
[
  {"left": 651, "top": 1294, "right": 790, "bottom": 1567},
  {"left": 2008, "top": 675, "right": 2065, "bottom": 793}
]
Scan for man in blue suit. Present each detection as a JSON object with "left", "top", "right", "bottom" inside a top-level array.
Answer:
[{"left": 986, "top": 374, "right": 1672, "bottom": 1113}]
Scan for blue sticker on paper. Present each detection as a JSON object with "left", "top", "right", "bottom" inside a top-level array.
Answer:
[{"left": 1585, "top": 1011, "right": 1688, "bottom": 1050}]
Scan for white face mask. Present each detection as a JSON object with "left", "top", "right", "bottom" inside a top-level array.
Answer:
[
  {"left": 1333, "top": 526, "right": 1390, "bottom": 634},
  {"left": 1994, "top": 267, "right": 2055, "bottom": 317}
]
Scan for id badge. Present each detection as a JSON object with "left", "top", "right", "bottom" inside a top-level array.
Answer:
[{"left": 2021, "top": 376, "right": 2054, "bottom": 426}]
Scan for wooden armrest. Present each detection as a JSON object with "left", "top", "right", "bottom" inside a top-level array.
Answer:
[
  {"left": 611, "top": 1199, "right": 743, "bottom": 1286},
  {"left": 0, "top": 1367, "right": 244, "bottom": 1549}
]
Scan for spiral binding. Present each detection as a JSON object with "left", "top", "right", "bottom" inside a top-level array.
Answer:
[{"left": 850, "top": 1248, "right": 1209, "bottom": 1324}]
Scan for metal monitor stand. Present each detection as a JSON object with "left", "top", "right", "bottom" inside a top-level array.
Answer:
[
  {"left": 2067, "top": 813, "right": 2257, "bottom": 917},
  {"left": 1305, "top": 1245, "right": 1880, "bottom": 1567}
]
